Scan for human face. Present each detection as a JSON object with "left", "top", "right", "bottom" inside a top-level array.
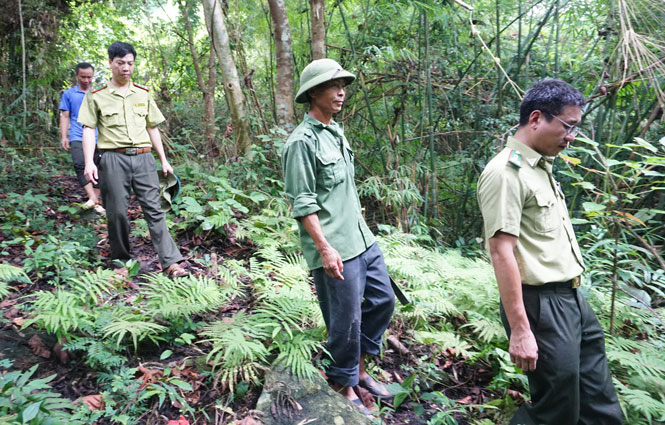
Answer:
[
  {"left": 309, "top": 78, "right": 346, "bottom": 118},
  {"left": 533, "top": 105, "right": 582, "bottom": 156},
  {"left": 109, "top": 53, "right": 135, "bottom": 83},
  {"left": 75, "top": 67, "right": 94, "bottom": 91}
]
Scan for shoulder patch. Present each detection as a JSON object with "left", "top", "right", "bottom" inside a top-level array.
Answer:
[
  {"left": 507, "top": 149, "right": 522, "bottom": 168},
  {"left": 92, "top": 83, "right": 107, "bottom": 93},
  {"left": 133, "top": 82, "right": 149, "bottom": 92}
]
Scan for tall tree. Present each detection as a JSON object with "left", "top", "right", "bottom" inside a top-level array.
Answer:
[
  {"left": 180, "top": 0, "right": 217, "bottom": 156},
  {"left": 202, "top": 0, "right": 252, "bottom": 156},
  {"left": 267, "top": 0, "right": 296, "bottom": 131},
  {"left": 309, "top": 0, "right": 326, "bottom": 60}
]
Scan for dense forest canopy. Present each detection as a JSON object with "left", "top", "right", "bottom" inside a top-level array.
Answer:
[{"left": 1, "top": 0, "right": 664, "bottom": 424}]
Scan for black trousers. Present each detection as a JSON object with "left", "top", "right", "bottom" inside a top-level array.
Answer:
[{"left": 501, "top": 282, "right": 623, "bottom": 425}]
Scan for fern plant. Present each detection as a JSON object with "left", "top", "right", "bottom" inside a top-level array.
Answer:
[
  {"left": 199, "top": 312, "right": 272, "bottom": 392},
  {"left": 0, "top": 263, "right": 30, "bottom": 299},
  {"left": 141, "top": 273, "right": 237, "bottom": 319}
]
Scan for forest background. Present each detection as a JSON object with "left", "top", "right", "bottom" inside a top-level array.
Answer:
[{"left": 1, "top": 0, "right": 664, "bottom": 424}]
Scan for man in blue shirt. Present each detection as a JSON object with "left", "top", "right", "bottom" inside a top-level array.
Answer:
[{"left": 59, "top": 62, "right": 104, "bottom": 213}]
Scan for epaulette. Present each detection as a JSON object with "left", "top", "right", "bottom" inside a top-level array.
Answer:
[
  {"left": 92, "top": 83, "right": 107, "bottom": 93},
  {"left": 133, "top": 82, "right": 149, "bottom": 92},
  {"left": 507, "top": 149, "right": 522, "bottom": 168},
  {"left": 303, "top": 128, "right": 314, "bottom": 138}
]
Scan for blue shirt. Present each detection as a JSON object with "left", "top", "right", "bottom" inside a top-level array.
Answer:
[{"left": 59, "top": 85, "right": 89, "bottom": 142}]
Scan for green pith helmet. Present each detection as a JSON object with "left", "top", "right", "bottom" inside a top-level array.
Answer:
[
  {"left": 295, "top": 58, "right": 356, "bottom": 104},
  {"left": 158, "top": 172, "right": 181, "bottom": 212}
]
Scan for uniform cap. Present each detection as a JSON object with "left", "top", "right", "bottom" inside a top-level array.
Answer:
[
  {"left": 295, "top": 59, "right": 355, "bottom": 104},
  {"left": 158, "top": 172, "right": 181, "bottom": 212}
]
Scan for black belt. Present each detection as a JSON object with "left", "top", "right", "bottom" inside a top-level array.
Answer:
[
  {"left": 522, "top": 280, "right": 574, "bottom": 292},
  {"left": 104, "top": 147, "right": 152, "bottom": 155}
]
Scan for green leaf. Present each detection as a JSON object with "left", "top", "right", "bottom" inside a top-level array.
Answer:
[
  {"left": 160, "top": 350, "right": 173, "bottom": 360},
  {"left": 21, "top": 401, "right": 41, "bottom": 422},
  {"left": 169, "top": 379, "right": 193, "bottom": 391},
  {"left": 582, "top": 202, "right": 606, "bottom": 212}
]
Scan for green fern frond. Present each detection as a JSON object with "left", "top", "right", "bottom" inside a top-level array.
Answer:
[
  {"left": 67, "top": 268, "right": 117, "bottom": 304},
  {"left": 0, "top": 263, "right": 30, "bottom": 282},
  {"left": 142, "top": 273, "right": 235, "bottom": 319},
  {"left": 413, "top": 330, "right": 475, "bottom": 357},
  {"left": 462, "top": 312, "right": 506, "bottom": 344},
  {"left": 271, "top": 330, "right": 325, "bottom": 380},
  {"left": 21, "top": 290, "right": 94, "bottom": 338},
  {"left": 618, "top": 387, "right": 665, "bottom": 422},
  {"left": 199, "top": 312, "right": 272, "bottom": 392},
  {"left": 102, "top": 312, "right": 168, "bottom": 350}
]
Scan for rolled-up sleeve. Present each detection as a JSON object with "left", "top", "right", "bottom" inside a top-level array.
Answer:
[
  {"left": 77, "top": 91, "right": 98, "bottom": 128},
  {"left": 282, "top": 138, "right": 320, "bottom": 219},
  {"left": 478, "top": 166, "right": 523, "bottom": 239}
]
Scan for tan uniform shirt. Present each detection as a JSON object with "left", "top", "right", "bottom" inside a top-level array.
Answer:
[
  {"left": 477, "top": 136, "right": 585, "bottom": 286},
  {"left": 77, "top": 81, "right": 165, "bottom": 149}
]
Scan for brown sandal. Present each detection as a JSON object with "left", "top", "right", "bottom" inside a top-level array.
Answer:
[{"left": 164, "top": 263, "right": 187, "bottom": 278}]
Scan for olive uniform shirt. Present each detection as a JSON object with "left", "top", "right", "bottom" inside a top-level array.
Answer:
[
  {"left": 282, "top": 114, "right": 375, "bottom": 270},
  {"left": 477, "top": 136, "right": 585, "bottom": 286},
  {"left": 77, "top": 81, "right": 165, "bottom": 149}
]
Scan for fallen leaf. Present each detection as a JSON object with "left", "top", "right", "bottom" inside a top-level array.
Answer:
[
  {"left": 76, "top": 394, "right": 104, "bottom": 410},
  {"left": 11, "top": 317, "right": 24, "bottom": 326},
  {"left": 0, "top": 299, "right": 17, "bottom": 308},
  {"left": 236, "top": 417, "right": 261, "bottom": 425},
  {"left": 53, "top": 342, "right": 69, "bottom": 364},
  {"left": 28, "top": 335, "right": 51, "bottom": 359},
  {"left": 457, "top": 395, "right": 473, "bottom": 404}
]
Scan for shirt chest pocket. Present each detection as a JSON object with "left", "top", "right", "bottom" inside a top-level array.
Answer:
[
  {"left": 531, "top": 192, "right": 558, "bottom": 233},
  {"left": 133, "top": 104, "right": 148, "bottom": 124},
  {"left": 316, "top": 150, "right": 347, "bottom": 190},
  {"left": 100, "top": 105, "right": 122, "bottom": 127}
]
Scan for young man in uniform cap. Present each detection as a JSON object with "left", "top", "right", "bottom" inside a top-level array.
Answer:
[
  {"left": 281, "top": 58, "right": 395, "bottom": 414},
  {"left": 78, "top": 41, "right": 186, "bottom": 277},
  {"left": 477, "top": 79, "right": 622, "bottom": 424},
  {"left": 59, "top": 62, "right": 104, "bottom": 213}
]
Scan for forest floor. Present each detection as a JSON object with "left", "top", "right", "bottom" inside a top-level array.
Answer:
[{"left": 0, "top": 166, "right": 510, "bottom": 424}]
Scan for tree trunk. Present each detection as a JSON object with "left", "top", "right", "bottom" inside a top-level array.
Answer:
[
  {"left": 202, "top": 0, "right": 251, "bottom": 156},
  {"left": 309, "top": 0, "right": 326, "bottom": 60},
  {"left": 180, "top": 0, "right": 217, "bottom": 155},
  {"left": 205, "top": 40, "right": 217, "bottom": 156},
  {"left": 267, "top": 0, "right": 296, "bottom": 131}
]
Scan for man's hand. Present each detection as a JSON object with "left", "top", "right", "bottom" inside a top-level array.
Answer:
[
  {"left": 84, "top": 162, "right": 98, "bottom": 185},
  {"left": 61, "top": 137, "right": 70, "bottom": 151},
  {"left": 509, "top": 328, "right": 538, "bottom": 371},
  {"left": 320, "top": 245, "right": 344, "bottom": 280},
  {"left": 161, "top": 160, "right": 174, "bottom": 177}
]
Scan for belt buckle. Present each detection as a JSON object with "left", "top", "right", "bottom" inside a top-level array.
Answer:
[{"left": 125, "top": 147, "right": 137, "bottom": 155}]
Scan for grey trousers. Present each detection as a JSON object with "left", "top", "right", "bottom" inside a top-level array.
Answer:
[
  {"left": 70, "top": 141, "right": 99, "bottom": 188},
  {"left": 98, "top": 151, "right": 183, "bottom": 269},
  {"left": 312, "top": 243, "right": 395, "bottom": 387},
  {"left": 501, "top": 282, "right": 623, "bottom": 425}
]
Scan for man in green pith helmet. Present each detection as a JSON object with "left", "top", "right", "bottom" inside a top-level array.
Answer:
[
  {"left": 78, "top": 41, "right": 186, "bottom": 278},
  {"left": 477, "top": 79, "right": 622, "bottom": 424},
  {"left": 281, "top": 58, "right": 395, "bottom": 415}
]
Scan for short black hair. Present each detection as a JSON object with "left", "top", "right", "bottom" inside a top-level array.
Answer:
[
  {"left": 74, "top": 62, "right": 94, "bottom": 74},
  {"left": 108, "top": 41, "right": 137, "bottom": 61},
  {"left": 519, "top": 79, "right": 586, "bottom": 126}
]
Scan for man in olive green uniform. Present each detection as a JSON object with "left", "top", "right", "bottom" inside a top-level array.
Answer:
[
  {"left": 281, "top": 59, "right": 395, "bottom": 413},
  {"left": 477, "top": 79, "right": 622, "bottom": 424},
  {"left": 79, "top": 41, "right": 185, "bottom": 276}
]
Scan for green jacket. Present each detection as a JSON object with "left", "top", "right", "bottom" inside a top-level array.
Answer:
[{"left": 282, "top": 114, "right": 375, "bottom": 270}]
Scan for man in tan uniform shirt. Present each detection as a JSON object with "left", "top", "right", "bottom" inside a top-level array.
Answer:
[
  {"left": 78, "top": 41, "right": 185, "bottom": 277},
  {"left": 477, "top": 79, "right": 622, "bottom": 424}
]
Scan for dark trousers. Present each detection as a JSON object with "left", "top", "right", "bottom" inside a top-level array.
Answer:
[
  {"left": 98, "top": 151, "right": 183, "bottom": 269},
  {"left": 312, "top": 243, "right": 395, "bottom": 387},
  {"left": 70, "top": 141, "right": 99, "bottom": 188},
  {"left": 501, "top": 283, "right": 623, "bottom": 425}
]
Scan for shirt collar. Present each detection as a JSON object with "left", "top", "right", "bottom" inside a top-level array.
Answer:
[
  {"left": 506, "top": 136, "right": 555, "bottom": 169},
  {"left": 107, "top": 80, "right": 136, "bottom": 95},
  {"left": 74, "top": 85, "right": 87, "bottom": 93},
  {"left": 303, "top": 113, "right": 342, "bottom": 137}
]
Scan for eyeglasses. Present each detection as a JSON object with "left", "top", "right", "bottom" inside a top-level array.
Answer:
[{"left": 545, "top": 113, "right": 580, "bottom": 136}]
